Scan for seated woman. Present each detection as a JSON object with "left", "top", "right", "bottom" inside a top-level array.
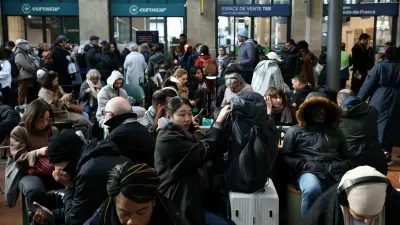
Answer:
[
  {"left": 83, "top": 162, "right": 189, "bottom": 225},
  {"left": 9, "top": 99, "right": 60, "bottom": 220},
  {"left": 79, "top": 69, "right": 103, "bottom": 119},
  {"left": 264, "top": 87, "right": 297, "bottom": 126},
  {"left": 154, "top": 96, "right": 231, "bottom": 225},
  {"left": 162, "top": 68, "right": 189, "bottom": 99},
  {"left": 38, "top": 69, "right": 92, "bottom": 127}
]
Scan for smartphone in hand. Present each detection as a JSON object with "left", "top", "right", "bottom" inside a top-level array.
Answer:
[{"left": 29, "top": 205, "right": 55, "bottom": 224}]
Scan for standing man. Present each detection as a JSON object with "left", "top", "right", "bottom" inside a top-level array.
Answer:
[
  {"left": 281, "top": 39, "right": 301, "bottom": 88},
  {"left": 233, "top": 29, "right": 255, "bottom": 84},
  {"left": 124, "top": 43, "right": 147, "bottom": 86},
  {"left": 84, "top": 35, "right": 102, "bottom": 70},
  {"left": 253, "top": 40, "right": 266, "bottom": 67},
  {"left": 14, "top": 39, "right": 38, "bottom": 105},
  {"left": 52, "top": 35, "right": 72, "bottom": 86},
  {"left": 351, "top": 33, "right": 374, "bottom": 95},
  {"left": 5, "top": 41, "right": 15, "bottom": 59},
  {"left": 339, "top": 42, "right": 352, "bottom": 89},
  {"left": 297, "top": 40, "right": 318, "bottom": 88}
]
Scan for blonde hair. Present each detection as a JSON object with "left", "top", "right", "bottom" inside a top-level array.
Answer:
[
  {"left": 86, "top": 69, "right": 101, "bottom": 80},
  {"left": 173, "top": 68, "right": 188, "bottom": 78}
]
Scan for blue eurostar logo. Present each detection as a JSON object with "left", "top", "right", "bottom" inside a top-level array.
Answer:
[
  {"left": 129, "top": 5, "right": 139, "bottom": 15},
  {"left": 22, "top": 4, "right": 31, "bottom": 14}
]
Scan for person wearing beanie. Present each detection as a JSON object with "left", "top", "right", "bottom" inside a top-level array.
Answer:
[
  {"left": 96, "top": 70, "right": 128, "bottom": 128},
  {"left": 30, "top": 129, "right": 132, "bottom": 225},
  {"left": 232, "top": 29, "right": 255, "bottom": 84},
  {"left": 303, "top": 166, "right": 400, "bottom": 225},
  {"left": 281, "top": 94, "right": 352, "bottom": 217},
  {"left": 124, "top": 42, "right": 147, "bottom": 86},
  {"left": 84, "top": 162, "right": 189, "bottom": 225}
]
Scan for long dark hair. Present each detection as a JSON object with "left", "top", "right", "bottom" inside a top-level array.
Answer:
[
  {"left": 152, "top": 96, "right": 193, "bottom": 134},
  {"left": 98, "top": 162, "right": 160, "bottom": 225},
  {"left": 24, "top": 99, "right": 54, "bottom": 134},
  {"left": 386, "top": 46, "right": 400, "bottom": 63},
  {"left": 40, "top": 70, "right": 58, "bottom": 90},
  {"left": 189, "top": 66, "right": 206, "bottom": 83}
]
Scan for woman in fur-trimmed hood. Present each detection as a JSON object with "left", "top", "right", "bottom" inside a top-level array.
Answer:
[{"left": 281, "top": 92, "right": 353, "bottom": 217}]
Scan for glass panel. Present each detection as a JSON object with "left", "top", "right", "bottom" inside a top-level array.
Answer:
[
  {"left": 45, "top": 17, "right": 62, "bottom": 44},
  {"left": 168, "top": 0, "right": 186, "bottom": 3},
  {"left": 217, "top": 0, "right": 234, "bottom": 3},
  {"left": 150, "top": 0, "right": 166, "bottom": 3},
  {"left": 256, "top": 0, "right": 272, "bottom": 3},
  {"left": 236, "top": 0, "right": 253, "bottom": 3},
  {"left": 114, "top": 17, "right": 131, "bottom": 44},
  {"left": 273, "top": 0, "right": 290, "bottom": 3},
  {"left": 234, "top": 17, "right": 252, "bottom": 56},
  {"left": 146, "top": 17, "right": 165, "bottom": 43},
  {"left": 217, "top": 16, "right": 235, "bottom": 54},
  {"left": 167, "top": 17, "right": 184, "bottom": 49},
  {"left": 63, "top": 17, "right": 79, "bottom": 45},
  {"left": 27, "top": 16, "right": 44, "bottom": 46},
  {"left": 254, "top": 17, "right": 271, "bottom": 52},
  {"left": 376, "top": 16, "right": 392, "bottom": 53},
  {"left": 7, "top": 16, "right": 25, "bottom": 45},
  {"left": 271, "top": 16, "right": 288, "bottom": 53}
]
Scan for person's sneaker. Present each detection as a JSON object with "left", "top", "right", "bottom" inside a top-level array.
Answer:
[{"left": 385, "top": 151, "right": 393, "bottom": 166}]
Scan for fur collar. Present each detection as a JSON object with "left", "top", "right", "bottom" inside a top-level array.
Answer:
[{"left": 296, "top": 97, "right": 342, "bottom": 129}]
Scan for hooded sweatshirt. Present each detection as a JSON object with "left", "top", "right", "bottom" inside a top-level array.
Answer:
[
  {"left": 96, "top": 71, "right": 128, "bottom": 128},
  {"left": 237, "top": 39, "right": 255, "bottom": 72}
]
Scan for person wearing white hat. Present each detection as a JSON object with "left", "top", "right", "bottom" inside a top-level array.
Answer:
[
  {"left": 124, "top": 42, "right": 147, "bottom": 86},
  {"left": 251, "top": 51, "right": 290, "bottom": 96},
  {"left": 303, "top": 166, "right": 400, "bottom": 225},
  {"left": 232, "top": 29, "right": 255, "bottom": 84},
  {"left": 14, "top": 38, "right": 39, "bottom": 105}
]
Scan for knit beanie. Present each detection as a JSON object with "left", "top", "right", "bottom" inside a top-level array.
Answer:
[{"left": 48, "top": 129, "right": 84, "bottom": 163}]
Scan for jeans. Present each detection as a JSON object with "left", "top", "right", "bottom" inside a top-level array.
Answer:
[
  {"left": 19, "top": 175, "right": 47, "bottom": 221},
  {"left": 204, "top": 211, "right": 230, "bottom": 225},
  {"left": 82, "top": 111, "right": 89, "bottom": 120},
  {"left": 297, "top": 173, "right": 337, "bottom": 217},
  {"left": 84, "top": 105, "right": 91, "bottom": 115}
]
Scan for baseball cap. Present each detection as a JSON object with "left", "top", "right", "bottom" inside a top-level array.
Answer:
[
  {"left": 90, "top": 35, "right": 100, "bottom": 41},
  {"left": 15, "top": 39, "right": 28, "bottom": 45},
  {"left": 267, "top": 52, "right": 282, "bottom": 62},
  {"left": 57, "top": 35, "right": 69, "bottom": 42}
]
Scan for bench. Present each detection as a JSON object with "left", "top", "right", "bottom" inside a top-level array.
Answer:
[{"left": 287, "top": 183, "right": 302, "bottom": 225}]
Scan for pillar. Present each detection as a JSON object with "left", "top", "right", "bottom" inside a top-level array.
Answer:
[
  {"left": 291, "top": 0, "right": 324, "bottom": 56},
  {"left": 396, "top": 4, "right": 400, "bottom": 46},
  {"left": 186, "top": 0, "right": 216, "bottom": 57},
  {"left": 78, "top": 0, "right": 110, "bottom": 45}
]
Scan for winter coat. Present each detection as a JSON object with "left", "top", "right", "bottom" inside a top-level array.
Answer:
[
  {"left": 280, "top": 48, "right": 302, "bottom": 79},
  {"left": 254, "top": 45, "right": 266, "bottom": 66},
  {"left": 96, "top": 72, "right": 128, "bottom": 128},
  {"left": 236, "top": 40, "right": 255, "bottom": 72},
  {"left": 104, "top": 113, "right": 155, "bottom": 166},
  {"left": 0, "top": 60, "right": 12, "bottom": 89},
  {"left": 302, "top": 183, "right": 400, "bottom": 225},
  {"left": 78, "top": 80, "right": 104, "bottom": 112},
  {"left": 138, "top": 106, "right": 157, "bottom": 133},
  {"left": 187, "top": 52, "right": 200, "bottom": 70},
  {"left": 299, "top": 51, "right": 318, "bottom": 87},
  {"left": 281, "top": 97, "right": 352, "bottom": 182},
  {"left": 124, "top": 52, "right": 147, "bottom": 85},
  {"left": 145, "top": 51, "right": 173, "bottom": 79},
  {"left": 0, "top": 104, "right": 20, "bottom": 143},
  {"left": 10, "top": 124, "right": 57, "bottom": 169},
  {"left": 96, "top": 52, "right": 120, "bottom": 82},
  {"left": 84, "top": 44, "right": 102, "bottom": 70},
  {"left": 52, "top": 43, "right": 71, "bottom": 86},
  {"left": 221, "top": 83, "right": 253, "bottom": 107},
  {"left": 251, "top": 60, "right": 290, "bottom": 96},
  {"left": 14, "top": 47, "right": 37, "bottom": 81},
  {"left": 339, "top": 99, "right": 388, "bottom": 175},
  {"left": 155, "top": 123, "right": 226, "bottom": 225},
  {"left": 217, "top": 55, "right": 232, "bottom": 77},
  {"left": 194, "top": 55, "right": 218, "bottom": 75},
  {"left": 38, "top": 87, "right": 92, "bottom": 127},
  {"left": 352, "top": 43, "right": 374, "bottom": 76},
  {"left": 52, "top": 140, "right": 131, "bottom": 225},
  {"left": 357, "top": 60, "right": 400, "bottom": 146},
  {"left": 142, "top": 51, "right": 151, "bottom": 64},
  {"left": 290, "top": 85, "right": 313, "bottom": 109}
]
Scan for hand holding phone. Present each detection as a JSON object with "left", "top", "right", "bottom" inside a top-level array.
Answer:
[{"left": 29, "top": 202, "right": 54, "bottom": 225}]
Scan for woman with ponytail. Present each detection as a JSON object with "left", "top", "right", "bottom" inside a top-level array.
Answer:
[
  {"left": 86, "top": 162, "right": 189, "bottom": 225},
  {"left": 154, "top": 96, "right": 232, "bottom": 225}
]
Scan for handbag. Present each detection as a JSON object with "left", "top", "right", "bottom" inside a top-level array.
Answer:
[
  {"left": 5, "top": 155, "right": 24, "bottom": 208},
  {"left": 28, "top": 157, "right": 54, "bottom": 177},
  {"left": 68, "top": 62, "right": 77, "bottom": 74},
  {"left": 68, "top": 103, "right": 84, "bottom": 115}
]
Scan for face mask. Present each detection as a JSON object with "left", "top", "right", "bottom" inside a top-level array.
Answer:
[
  {"left": 34, "top": 51, "right": 39, "bottom": 57},
  {"left": 24, "top": 45, "right": 30, "bottom": 50}
]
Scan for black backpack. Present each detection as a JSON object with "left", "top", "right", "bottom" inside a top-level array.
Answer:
[
  {"left": 10, "top": 52, "right": 23, "bottom": 80},
  {"left": 314, "top": 85, "right": 338, "bottom": 103},
  {"left": 224, "top": 91, "right": 279, "bottom": 193}
]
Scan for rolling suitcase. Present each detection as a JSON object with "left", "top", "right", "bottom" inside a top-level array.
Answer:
[{"left": 229, "top": 179, "right": 279, "bottom": 225}]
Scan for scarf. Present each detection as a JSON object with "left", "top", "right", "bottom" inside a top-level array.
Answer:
[
  {"left": 87, "top": 79, "right": 102, "bottom": 107},
  {"left": 271, "top": 104, "right": 293, "bottom": 124}
]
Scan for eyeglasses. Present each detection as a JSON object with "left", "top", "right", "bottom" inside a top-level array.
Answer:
[
  {"left": 38, "top": 118, "right": 53, "bottom": 125},
  {"left": 102, "top": 110, "right": 113, "bottom": 116}
]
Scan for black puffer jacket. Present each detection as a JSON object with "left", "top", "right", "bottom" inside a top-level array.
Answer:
[
  {"left": 84, "top": 44, "right": 102, "bottom": 70},
  {"left": 281, "top": 97, "right": 351, "bottom": 181},
  {"left": 280, "top": 48, "right": 302, "bottom": 79},
  {"left": 96, "top": 52, "right": 120, "bottom": 82},
  {"left": 0, "top": 105, "right": 20, "bottom": 143},
  {"left": 339, "top": 98, "right": 387, "bottom": 175}
]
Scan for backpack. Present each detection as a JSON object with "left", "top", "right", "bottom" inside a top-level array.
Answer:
[
  {"left": 10, "top": 52, "right": 22, "bottom": 79},
  {"left": 42, "top": 51, "right": 54, "bottom": 70},
  {"left": 224, "top": 91, "right": 279, "bottom": 193},
  {"left": 200, "top": 58, "right": 217, "bottom": 76}
]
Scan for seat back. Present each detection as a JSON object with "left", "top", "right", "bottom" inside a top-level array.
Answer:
[{"left": 124, "top": 84, "right": 146, "bottom": 106}]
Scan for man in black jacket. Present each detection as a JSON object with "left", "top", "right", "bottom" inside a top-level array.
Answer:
[
  {"left": 337, "top": 89, "right": 387, "bottom": 175},
  {"left": 291, "top": 75, "right": 312, "bottom": 109},
  {"left": 52, "top": 35, "right": 72, "bottom": 86},
  {"left": 281, "top": 93, "right": 352, "bottom": 217},
  {"left": 280, "top": 39, "right": 302, "bottom": 88},
  {"left": 30, "top": 129, "right": 131, "bottom": 225},
  {"left": 104, "top": 97, "right": 156, "bottom": 166},
  {"left": 84, "top": 35, "right": 102, "bottom": 70},
  {"left": 0, "top": 104, "right": 20, "bottom": 157}
]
